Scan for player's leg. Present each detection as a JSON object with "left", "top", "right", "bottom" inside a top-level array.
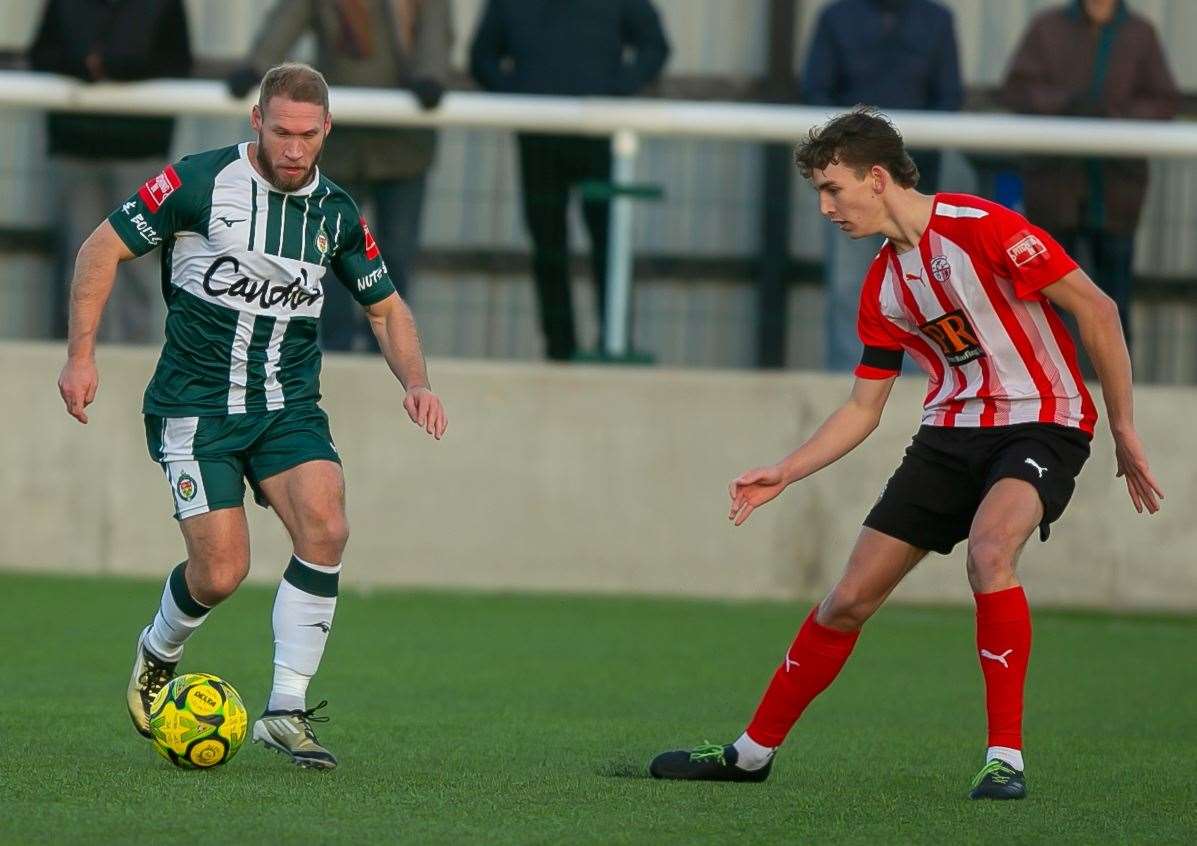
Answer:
[
  {"left": 740, "top": 529, "right": 928, "bottom": 751},
  {"left": 258, "top": 458, "right": 347, "bottom": 707},
  {"left": 248, "top": 427, "right": 345, "bottom": 769},
  {"left": 965, "top": 478, "right": 1040, "bottom": 800},
  {"left": 649, "top": 529, "right": 927, "bottom": 781},
  {"left": 129, "top": 420, "right": 251, "bottom": 738},
  {"left": 129, "top": 506, "right": 251, "bottom": 737},
  {"left": 147, "top": 507, "right": 253, "bottom": 653},
  {"left": 649, "top": 427, "right": 974, "bottom": 782},
  {"left": 967, "top": 425, "right": 1090, "bottom": 800}
]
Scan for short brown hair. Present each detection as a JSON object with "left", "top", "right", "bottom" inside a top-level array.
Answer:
[
  {"left": 793, "top": 106, "right": 920, "bottom": 188},
  {"left": 258, "top": 62, "right": 329, "bottom": 113}
]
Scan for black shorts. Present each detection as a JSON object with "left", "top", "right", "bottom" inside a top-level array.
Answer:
[{"left": 863, "top": 423, "right": 1091, "bottom": 555}]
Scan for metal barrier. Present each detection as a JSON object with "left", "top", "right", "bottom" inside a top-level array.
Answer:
[{"left": 3, "top": 70, "right": 1195, "bottom": 357}]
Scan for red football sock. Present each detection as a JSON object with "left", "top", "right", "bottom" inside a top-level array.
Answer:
[
  {"left": 974, "top": 585, "right": 1032, "bottom": 750},
  {"left": 745, "top": 606, "right": 860, "bottom": 748}
]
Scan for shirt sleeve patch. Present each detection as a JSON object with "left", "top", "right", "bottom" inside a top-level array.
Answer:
[
  {"left": 1005, "top": 231, "right": 1049, "bottom": 268},
  {"left": 137, "top": 165, "right": 181, "bottom": 213},
  {"left": 360, "top": 216, "right": 380, "bottom": 260}
]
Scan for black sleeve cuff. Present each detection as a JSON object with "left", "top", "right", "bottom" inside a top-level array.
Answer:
[{"left": 860, "top": 345, "right": 904, "bottom": 371}]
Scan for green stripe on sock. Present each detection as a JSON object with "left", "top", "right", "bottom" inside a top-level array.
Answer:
[
  {"left": 283, "top": 556, "right": 339, "bottom": 598},
  {"left": 168, "top": 561, "right": 210, "bottom": 618}
]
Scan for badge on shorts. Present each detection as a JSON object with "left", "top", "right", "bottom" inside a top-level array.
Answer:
[{"left": 176, "top": 472, "right": 198, "bottom": 502}]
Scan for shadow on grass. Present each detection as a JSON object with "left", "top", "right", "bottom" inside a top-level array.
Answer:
[{"left": 597, "top": 761, "right": 653, "bottom": 780}]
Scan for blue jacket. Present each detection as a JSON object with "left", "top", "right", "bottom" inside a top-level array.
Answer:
[
  {"left": 469, "top": 0, "right": 670, "bottom": 97},
  {"left": 800, "top": 0, "right": 962, "bottom": 112}
]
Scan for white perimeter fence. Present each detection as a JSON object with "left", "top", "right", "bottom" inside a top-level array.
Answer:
[{"left": 4, "top": 70, "right": 1196, "bottom": 358}]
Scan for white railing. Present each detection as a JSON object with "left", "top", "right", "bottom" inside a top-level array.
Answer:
[{"left": 4, "top": 71, "right": 1195, "bottom": 355}]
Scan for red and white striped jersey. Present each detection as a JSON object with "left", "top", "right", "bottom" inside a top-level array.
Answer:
[{"left": 855, "top": 193, "right": 1097, "bottom": 434}]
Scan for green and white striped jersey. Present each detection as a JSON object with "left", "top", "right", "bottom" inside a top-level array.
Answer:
[{"left": 107, "top": 142, "right": 394, "bottom": 417}]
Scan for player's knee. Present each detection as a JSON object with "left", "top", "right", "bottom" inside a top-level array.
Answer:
[
  {"left": 966, "top": 536, "right": 1016, "bottom": 587},
  {"left": 304, "top": 511, "right": 350, "bottom": 558},
  {"left": 188, "top": 557, "right": 248, "bottom": 605},
  {"left": 817, "top": 586, "right": 876, "bottom": 631}
]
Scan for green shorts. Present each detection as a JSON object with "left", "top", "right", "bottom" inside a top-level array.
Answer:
[{"left": 145, "top": 404, "right": 341, "bottom": 520}]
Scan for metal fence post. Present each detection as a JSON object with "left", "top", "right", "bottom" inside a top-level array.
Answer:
[{"left": 603, "top": 128, "right": 639, "bottom": 358}]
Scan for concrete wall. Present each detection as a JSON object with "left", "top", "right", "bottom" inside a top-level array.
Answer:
[{"left": 3, "top": 341, "right": 1194, "bottom": 610}]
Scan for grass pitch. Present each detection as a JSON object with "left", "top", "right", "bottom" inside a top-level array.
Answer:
[{"left": 1, "top": 571, "right": 1194, "bottom": 845}]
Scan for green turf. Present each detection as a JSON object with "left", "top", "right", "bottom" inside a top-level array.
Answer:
[{"left": 1, "top": 571, "right": 1194, "bottom": 845}]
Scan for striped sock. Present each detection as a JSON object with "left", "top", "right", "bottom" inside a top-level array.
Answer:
[
  {"left": 144, "top": 561, "right": 211, "bottom": 662},
  {"left": 268, "top": 555, "right": 340, "bottom": 713}
]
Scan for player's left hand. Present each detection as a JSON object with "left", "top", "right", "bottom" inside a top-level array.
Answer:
[
  {"left": 403, "top": 386, "right": 447, "bottom": 440},
  {"left": 58, "top": 357, "right": 99, "bottom": 424},
  {"left": 1112, "top": 426, "right": 1163, "bottom": 514}
]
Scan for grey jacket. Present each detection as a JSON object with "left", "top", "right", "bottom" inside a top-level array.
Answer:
[{"left": 248, "top": 0, "right": 454, "bottom": 182}]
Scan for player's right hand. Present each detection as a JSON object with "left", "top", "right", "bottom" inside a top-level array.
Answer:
[
  {"left": 728, "top": 464, "right": 787, "bottom": 526},
  {"left": 58, "top": 358, "right": 99, "bottom": 424}
]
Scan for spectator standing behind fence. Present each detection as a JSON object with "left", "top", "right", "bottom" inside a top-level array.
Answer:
[
  {"left": 469, "top": 0, "right": 670, "bottom": 362},
  {"left": 1001, "top": 0, "right": 1178, "bottom": 350},
  {"left": 228, "top": 0, "right": 453, "bottom": 353},
  {"left": 30, "top": 0, "right": 192, "bottom": 344},
  {"left": 800, "top": 0, "right": 961, "bottom": 371}
]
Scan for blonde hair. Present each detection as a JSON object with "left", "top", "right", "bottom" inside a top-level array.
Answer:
[{"left": 258, "top": 63, "right": 329, "bottom": 113}]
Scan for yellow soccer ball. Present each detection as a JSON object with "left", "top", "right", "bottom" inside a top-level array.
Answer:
[{"left": 148, "top": 673, "right": 248, "bottom": 769}]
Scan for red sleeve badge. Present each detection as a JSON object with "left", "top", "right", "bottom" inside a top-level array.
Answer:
[
  {"left": 1005, "top": 231, "right": 1049, "bottom": 268},
  {"left": 360, "top": 217, "right": 380, "bottom": 260},
  {"left": 137, "top": 165, "right": 182, "bottom": 213}
]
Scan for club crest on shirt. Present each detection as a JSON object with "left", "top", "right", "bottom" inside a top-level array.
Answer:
[
  {"left": 315, "top": 223, "right": 330, "bottom": 259},
  {"left": 930, "top": 255, "right": 952, "bottom": 283},
  {"left": 1006, "top": 232, "right": 1049, "bottom": 268},
  {"left": 921, "top": 309, "right": 985, "bottom": 366}
]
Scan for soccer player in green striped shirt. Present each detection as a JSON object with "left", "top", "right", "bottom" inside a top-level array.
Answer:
[{"left": 56, "top": 63, "right": 446, "bottom": 769}]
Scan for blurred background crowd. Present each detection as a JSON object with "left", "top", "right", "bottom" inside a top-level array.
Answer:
[{"left": 1, "top": 0, "right": 1195, "bottom": 382}]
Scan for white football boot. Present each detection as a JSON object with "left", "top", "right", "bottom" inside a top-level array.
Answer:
[
  {"left": 126, "top": 625, "right": 177, "bottom": 738},
  {"left": 252, "top": 700, "right": 338, "bottom": 769}
]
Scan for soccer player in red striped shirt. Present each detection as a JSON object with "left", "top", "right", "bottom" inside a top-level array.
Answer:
[{"left": 649, "top": 107, "right": 1163, "bottom": 799}]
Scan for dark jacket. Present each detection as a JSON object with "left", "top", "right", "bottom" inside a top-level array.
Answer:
[
  {"left": 469, "top": 0, "right": 669, "bottom": 97},
  {"left": 801, "top": 0, "right": 961, "bottom": 112},
  {"left": 1001, "top": 1, "right": 1178, "bottom": 234},
  {"left": 246, "top": 0, "right": 453, "bottom": 183},
  {"left": 801, "top": 0, "right": 961, "bottom": 191},
  {"left": 29, "top": 0, "right": 192, "bottom": 160}
]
